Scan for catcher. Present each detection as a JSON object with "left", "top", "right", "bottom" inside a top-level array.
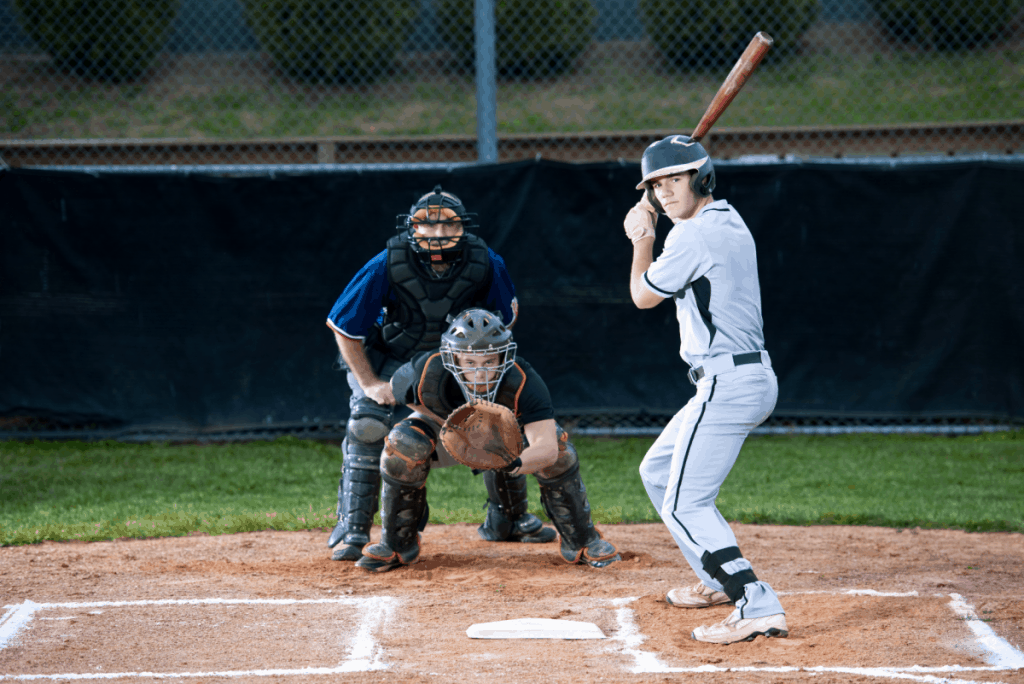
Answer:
[{"left": 355, "top": 308, "right": 620, "bottom": 572}]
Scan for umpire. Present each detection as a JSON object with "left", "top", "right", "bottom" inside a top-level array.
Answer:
[{"left": 325, "top": 186, "right": 554, "bottom": 562}]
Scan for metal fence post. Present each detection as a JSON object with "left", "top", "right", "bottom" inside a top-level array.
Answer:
[{"left": 474, "top": 0, "right": 498, "bottom": 164}]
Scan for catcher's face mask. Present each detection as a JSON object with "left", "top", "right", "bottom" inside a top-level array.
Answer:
[{"left": 442, "top": 347, "right": 517, "bottom": 402}]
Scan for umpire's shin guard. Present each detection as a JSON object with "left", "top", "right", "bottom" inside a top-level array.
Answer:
[
  {"left": 537, "top": 462, "right": 620, "bottom": 568},
  {"left": 478, "top": 470, "right": 556, "bottom": 543},
  {"left": 328, "top": 438, "right": 382, "bottom": 558}
]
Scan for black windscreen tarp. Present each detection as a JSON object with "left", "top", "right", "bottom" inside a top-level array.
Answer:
[{"left": 1, "top": 158, "right": 1021, "bottom": 429}]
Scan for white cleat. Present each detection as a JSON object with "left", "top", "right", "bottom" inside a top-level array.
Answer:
[
  {"left": 666, "top": 582, "right": 731, "bottom": 608},
  {"left": 691, "top": 612, "right": 788, "bottom": 644}
]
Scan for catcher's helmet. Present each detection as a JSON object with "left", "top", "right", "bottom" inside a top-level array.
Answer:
[
  {"left": 635, "top": 135, "right": 715, "bottom": 212},
  {"left": 396, "top": 185, "right": 480, "bottom": 280},
  {"left": 440, "top": 308, "right": 517, "bottom": 402}
]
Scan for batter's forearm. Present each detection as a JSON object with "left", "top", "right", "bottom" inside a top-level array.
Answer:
[{"left": 335, "top": 331, "right": 379, "bottom": 391}]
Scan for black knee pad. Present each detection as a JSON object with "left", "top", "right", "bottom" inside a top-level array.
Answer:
[
  {"left": 382, "top": 418, "right": 436, "bottom": 484},
  {"left": 701, "top": 546, "right": 759, "bottom": 603},
  {"left": 347, "top": 396, "right": 393, "bottom": 444}
]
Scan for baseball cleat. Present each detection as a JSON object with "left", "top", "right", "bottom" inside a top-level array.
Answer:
[
  {"left": 354, "top": 554, "right": 403, "bottom": 572},
  {"left": 355, "top": 538, "right": 420, "bottom": 573},
  {"left": 691, "top": 612, "right": 788, "bottom": 644},
  {"left": 562, "top": 537, "right": 621, "bottom": 568},
  {"left": 508, "top": 525, "right": 557, "bottom": 543},
  {"left": 331, "top": 544, "right": 364, "bottom": 562},
  {"left": 666, "top": 582, "right": 731, "bottom": 608}
]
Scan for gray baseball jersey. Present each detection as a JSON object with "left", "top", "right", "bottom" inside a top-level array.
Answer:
[{"left": 641, "top": 199, "right": 765, "bottom": 367}]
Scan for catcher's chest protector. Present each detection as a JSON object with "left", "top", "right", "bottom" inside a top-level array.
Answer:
[
  {"left": 417, "top": 355, "right": 527, "bottom": 419},
  {"left": 381, "top": 234, "right": 492, "bottom": 361}
]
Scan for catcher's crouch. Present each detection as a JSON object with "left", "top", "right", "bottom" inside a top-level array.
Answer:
[{"left": 355, "top": 308, "right": 621, "bottom": 572}]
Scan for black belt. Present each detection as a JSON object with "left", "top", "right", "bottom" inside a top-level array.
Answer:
[{"left": 688, "top": 352, "right": 764, "bottom": 384}]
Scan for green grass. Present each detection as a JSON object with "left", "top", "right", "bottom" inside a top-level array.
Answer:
[
  {"left": 2, "top": 49, "right": 1020, "bottom": 140},
  {"left": 1, "top": 431, "right": 1021, "bottom": 546}
]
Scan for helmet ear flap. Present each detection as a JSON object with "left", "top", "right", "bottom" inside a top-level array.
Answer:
[
  {"left": 645, "top": 186, "right": 665, "bottom": 214},
  {"left": 691, "top": 167, "right": 715, "bottom": 197}
]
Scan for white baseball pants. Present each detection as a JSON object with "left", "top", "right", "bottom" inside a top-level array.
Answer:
[{"left": 639, "top": 363, "right": 785, "bottom": 619}]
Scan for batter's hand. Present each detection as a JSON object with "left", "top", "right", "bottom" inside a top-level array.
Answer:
[
  {"left": 624, "top": 195, "right": 656, "bottom": 244},
  {"left": 637, "top": 191, "right": 657, "bottom": 214},
  {"left": 364, "top": 380, "right": 397, "bottom": 406}
]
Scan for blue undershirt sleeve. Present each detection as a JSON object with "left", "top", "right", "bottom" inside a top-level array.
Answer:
[
  {"left": 325, "top": 249, "right": 390, "bottom": 339},
  {"left": 483, "top": 250, "right": 519, "bottom": 326}
]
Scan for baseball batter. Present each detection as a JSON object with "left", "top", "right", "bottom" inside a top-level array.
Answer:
[
  {"left": 624, "top": 135, "right": 787, "bottom": 644},
  {"left": 325, "top": 186, "right": 553, "bottom": 563},
  {"left": 355, "top": 308, "right": 620, "bottom": 572}
]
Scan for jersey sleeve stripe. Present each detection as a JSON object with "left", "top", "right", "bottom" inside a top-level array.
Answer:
[
  {"left": 326, "top": 319, "right": 365, "bottom": 340},
  {"left": 643, "top": 272, "right": 675, "bottom": 297}
]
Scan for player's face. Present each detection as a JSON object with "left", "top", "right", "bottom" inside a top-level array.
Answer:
[
  {"left": 651, "top": 173, "right": 701, "bottom": 221},
  {"left": 412, "top": 207, "right": 464, "bottom": 250},
  {"left": 453, "top": 352, "right": 502, "bottom": 394}
]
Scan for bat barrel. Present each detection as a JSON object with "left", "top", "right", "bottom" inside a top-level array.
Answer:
[{"left": 690, "top": 32, "right": 774, "bottom": 143}]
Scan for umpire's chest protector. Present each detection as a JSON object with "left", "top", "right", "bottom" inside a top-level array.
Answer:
[
  {"left": 416, "top": 355, "right": 528, "bottom": 420},
  {"left": 382, "top": 235, "right": 492, "bottom": 361}
]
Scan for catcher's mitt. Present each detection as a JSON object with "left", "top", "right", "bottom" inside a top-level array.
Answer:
[{"left": 439, "top": 400, "right": 524, "bottom": 472}]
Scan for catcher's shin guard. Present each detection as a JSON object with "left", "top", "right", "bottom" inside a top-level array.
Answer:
[
  {"left": 537, "top": 462, "right": 620, "bottom": 568},
  {"left": 328, "top": 438, "right": 382, "bottom": 561},
  {"left": 478, "top": 470, "right": 556, "bottom": 543},
  {"left": 356, "top": 474, "right": 427, "bottom": 573}
]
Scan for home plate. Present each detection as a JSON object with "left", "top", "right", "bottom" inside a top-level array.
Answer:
[{"left": 467, "top": 618, "right": 606, "bottom": 639}]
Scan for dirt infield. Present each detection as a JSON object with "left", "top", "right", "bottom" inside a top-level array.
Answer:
[{"left": 2, "top": 523, "right": 1023, "bottom": 683}]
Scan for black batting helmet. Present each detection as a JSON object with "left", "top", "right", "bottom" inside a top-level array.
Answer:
[{"left": 636, "top": 135, "right": 716, "bottom": 212}]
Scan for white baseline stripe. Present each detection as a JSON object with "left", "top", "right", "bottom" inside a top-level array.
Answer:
[
  {"left": 0, "top": 601, "right": 40, "bottom": 649},
  {"left": 948, "top": 593, "right": 1024, "bottom": 669},
  {"left": 607, "top": 595, "right": 1022, "bottom": 680},
  {"left": 0, "top": 596, "right": 396, "bottom": 677},
  {"left": 0, "top": 666, "right": 378, "bottom": 680},
  {"left": 778, "top": 590, "right": 920, "bottom": 597},
  {"left": 2, "top": 598, "right": 371, "bottom": 610},
  {"left": 345, "top": 596, "right": 395, "bottom": 669}
]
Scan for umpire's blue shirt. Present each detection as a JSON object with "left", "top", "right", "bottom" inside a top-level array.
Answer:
[{"left": 326, "top": 248, "right": 519, "bottom": 340}]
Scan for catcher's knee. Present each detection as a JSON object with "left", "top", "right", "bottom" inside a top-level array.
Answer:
[
  {"left": 347, "top": 397, "right": 392, "bottom": 444},
  {"left": 382, "top": 418, "right": 436, "bottom": 484},
  {"left": 535, "top": 424, "right": 579, "bottom": 480}
]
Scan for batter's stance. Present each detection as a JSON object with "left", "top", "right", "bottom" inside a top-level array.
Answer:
[
  {"left": 624, "top": 135, "right": 787, "bottom": 644},
  {"left": 325, "top": 186, "right": 553, "bottom": 563}
]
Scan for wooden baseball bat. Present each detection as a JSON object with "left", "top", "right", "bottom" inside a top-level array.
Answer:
[{"left": 691, "top": 32, "right": 774, "bottom": 143}]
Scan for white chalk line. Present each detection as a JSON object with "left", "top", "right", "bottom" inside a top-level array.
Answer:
[
  {"left": 778, "top": 589, "right": 921, "bottom": 597},
  {"left": 3, "top": 590, "right": 1023, "bottom": 681},
  {"left": 0, "top": 596, "right": 396, "bottom": 680},
  {"left": 948, "top": 594, "right": 1024, "bottom": 670},
  {"left": 2, "top": 597, "right": 374, "bottom": 610},
  {"left": 602, "top": 592, "right": 1024, "bottom": 682}
]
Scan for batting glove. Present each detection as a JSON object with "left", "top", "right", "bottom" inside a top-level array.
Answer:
[{"left": 624, "top": 200, "right": 656, "bottom": 244}]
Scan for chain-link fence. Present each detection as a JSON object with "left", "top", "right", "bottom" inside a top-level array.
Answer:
[{"left": 1, "top": 0, "right": 1022, "bottom": 166}]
